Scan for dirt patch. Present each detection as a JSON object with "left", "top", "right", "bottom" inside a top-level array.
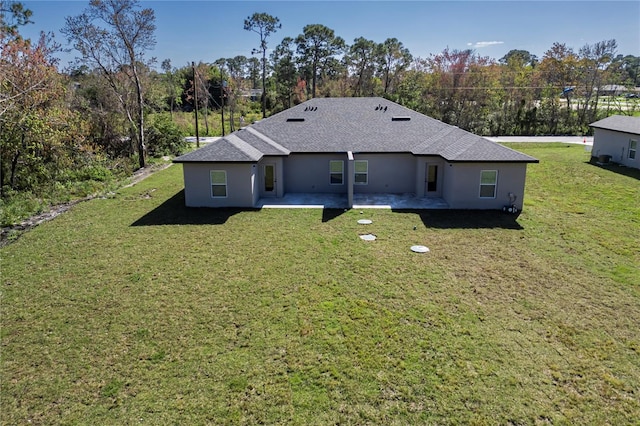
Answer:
[{"left": 1, "top": 163, "right": 172, "bottom": 247}]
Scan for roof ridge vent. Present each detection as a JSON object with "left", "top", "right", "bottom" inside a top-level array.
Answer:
[
  {"left": 286, "top": 117, "right": 305, "bottom": 122},
  {"left": 391, "top": 116, "right": 411, "bottom": 121}
]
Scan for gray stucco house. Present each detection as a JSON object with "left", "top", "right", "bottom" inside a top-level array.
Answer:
[
  {"left": 174, "top": 97, "right": 538, "bottom": 210},
  {"left": 590, "top": 115, "right": 640, "bottom": 170}
]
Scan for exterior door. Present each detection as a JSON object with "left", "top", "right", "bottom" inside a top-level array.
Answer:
[
  {"left": 425, "top": 163, "right": 441, "bottom": 197},
  {"left": 263, "top": 164, "right": 276, "bottom": 196}
]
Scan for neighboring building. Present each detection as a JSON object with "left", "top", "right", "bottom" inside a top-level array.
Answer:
[
  {"left": 590, "top": 115, "right": 640, "bottom": 169},
  {"left": 174, "top": 97, "right": 538, "bottom": 210},
  {"left": 599, "top": 85, "right": 628, "bottom": 96}
]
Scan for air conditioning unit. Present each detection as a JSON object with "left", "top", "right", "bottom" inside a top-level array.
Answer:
[{"left": 597, "top": 154, "right": 611, "bottom": 164}]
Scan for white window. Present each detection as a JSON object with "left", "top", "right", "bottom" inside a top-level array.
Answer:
[
  {"left": 629, "top": 140, "right": 637, "bottom": 160},
  {"left": 479, "top": 170, "right": 497, "bottom": 198},
  {"left": 330, "top": 160, "right": 344, "bottom": 185},
  {"left": 354, "top": 160, "right": 368, "bottom": 185},
  {"left": 210, "top": 170, "right": 227, "bottom": 197}
]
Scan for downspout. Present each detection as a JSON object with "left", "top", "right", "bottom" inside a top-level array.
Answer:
[{"left": 347, "top": 151, "right": 354, "bottom": 209}]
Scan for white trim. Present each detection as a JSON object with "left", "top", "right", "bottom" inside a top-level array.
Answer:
[
  {"left": 210, "top": 170, "right": 228, "bottom": 198},
  {"left": 329, "top": 160, "right": 344, "bottom": 185},
  {"left": 354, "top": 160, "right": 368, "bottom": 185},
  {"left": 479, "top": 170, "right": 497, "bottom": 199},
  {"left": 629, "top": 139, "right": 637, "bottom": 160}
]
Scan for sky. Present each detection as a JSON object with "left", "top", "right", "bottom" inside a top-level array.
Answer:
[{"left": 17, "top": 0, "right": 640, "bottom": 71}]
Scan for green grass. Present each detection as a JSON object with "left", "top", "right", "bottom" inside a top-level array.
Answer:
[{"left": 1, "top": 144, "right": 639, "bottom": 424}]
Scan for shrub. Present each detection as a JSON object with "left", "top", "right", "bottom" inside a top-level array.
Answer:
[{"left": 146, "top": 114, "right": 187, "bottom": 157}]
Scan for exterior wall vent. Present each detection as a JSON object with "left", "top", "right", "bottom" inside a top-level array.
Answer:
[
  {"left": 392, "top": 116, "right": 411, "bottom": 121},
  {"left": 286, "top": 118, "right": 305, "bottom": 122}
]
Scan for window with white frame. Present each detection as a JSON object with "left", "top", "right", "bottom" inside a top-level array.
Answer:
[
  {"left": 629, "top": 139, "right": 637, "bottom": 160},
  {"left": 329, "top": 160, "right": 344, "bottom": 185},
  {"left": 354, "top": 160, "right": 368, "bottom": 185},
  {"left": 210, "top": 170, "right": 227, "bottom": 197},
  {"left": 479, "top": 170, "right": 497, "bottom": 198}
]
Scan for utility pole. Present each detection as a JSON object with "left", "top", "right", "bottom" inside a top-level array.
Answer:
[
  {"left": 192, "top": 62, "right": 200, "bottom": 148},
  {"left": 220, "top": 72, "right": 226, "bottom": 137}
]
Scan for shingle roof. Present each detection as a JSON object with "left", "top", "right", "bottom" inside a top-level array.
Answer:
[
  {"left": 590, "top": 115, "right": 640, "bottom": 135},
  {"left": 173, "top": 133, "right": 264, "bottom": 162},
  {"left": 174, "top": 97, "right": 538, "bottom": 163}
]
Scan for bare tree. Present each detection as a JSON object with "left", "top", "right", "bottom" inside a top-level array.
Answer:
[
  {"left": 578, "top": 39, "right": 617, "bottom": 125},
  {"left": 62, "top": 0, "right": 156, "bottom": 168}
]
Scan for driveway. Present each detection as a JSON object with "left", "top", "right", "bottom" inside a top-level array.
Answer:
[{"left": 486, "top": 136, "right": 593, "bottom": 145}]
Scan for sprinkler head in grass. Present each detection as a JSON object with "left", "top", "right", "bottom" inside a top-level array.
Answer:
[{"left": 413, "top": 226, "right": 417, "bottom": 230}]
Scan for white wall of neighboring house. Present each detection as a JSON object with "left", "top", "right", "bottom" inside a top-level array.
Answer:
[{"left": 592, "top": 128, "right": 639, "bottom": 169}]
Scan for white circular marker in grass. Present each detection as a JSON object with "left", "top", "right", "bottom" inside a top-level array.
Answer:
[
  {"left": 410, "top": 245, "right": 430, "bottom": 253},
  {"left": 360, "top": 234, "right": 377, "bottom": 241},
  {"left": 357, "top": 219, "right": 373, "bottom": 224}
]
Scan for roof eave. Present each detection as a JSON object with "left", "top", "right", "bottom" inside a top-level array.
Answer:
[
  {"left": 447, "top": 159, "right": 540, "bottom": 164},
  {"left": 173, "top": 159, "right": 258, "bottom": 164}
]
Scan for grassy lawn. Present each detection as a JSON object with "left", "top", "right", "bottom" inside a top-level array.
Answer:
[{"left": 1, "top": 143, "right": 639, "bottom": 424}]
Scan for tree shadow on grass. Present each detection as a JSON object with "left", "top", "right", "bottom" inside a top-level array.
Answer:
[
  {"left": 394, "top": 209, "right": 524, "bottom": 230},
  {"left": 586, "top": 159, "right": 640, "bottom": 180},
  {"left": 131, "top": 190, "right": 257, "bottom": 226}
]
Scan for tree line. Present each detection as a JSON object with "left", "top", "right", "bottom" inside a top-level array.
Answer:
[
  {"left": 1, "top": 0, "right": 638, "bottom": 224},
  {"left": 158, "top": 13, "right": 639, "bottom": 139}
]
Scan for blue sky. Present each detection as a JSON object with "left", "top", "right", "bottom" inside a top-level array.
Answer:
[{"left": 19, "top": 1, "right": 640, "bottom": 70}]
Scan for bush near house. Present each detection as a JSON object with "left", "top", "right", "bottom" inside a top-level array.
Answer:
[{"left": 146, "top": 113, "right": 187, "bottom": 157}]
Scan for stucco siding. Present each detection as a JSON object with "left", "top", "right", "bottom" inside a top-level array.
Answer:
[
  {"left": 182, "top": 163, "right": 256, "bottom": 207},
  {"left": 283, "top": 153, "right": 350, "bottom": 193},
  {"left": 352, "top": 153, "right": 416, "bottom": 193},
  {"left": 442, "top": 163, "right": 529, "bottom": 209},
  {"left": 592, "top": 128, "right": 639, "bottom": 169}
]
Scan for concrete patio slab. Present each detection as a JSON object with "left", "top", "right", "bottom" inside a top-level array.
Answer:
[{"left": 257, "top": 193, "right": 449, "bottom": 209}]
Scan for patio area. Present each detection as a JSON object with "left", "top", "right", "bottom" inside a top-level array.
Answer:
[{"left": 257, "top": 193, "right": 449, "bottom": 209}]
